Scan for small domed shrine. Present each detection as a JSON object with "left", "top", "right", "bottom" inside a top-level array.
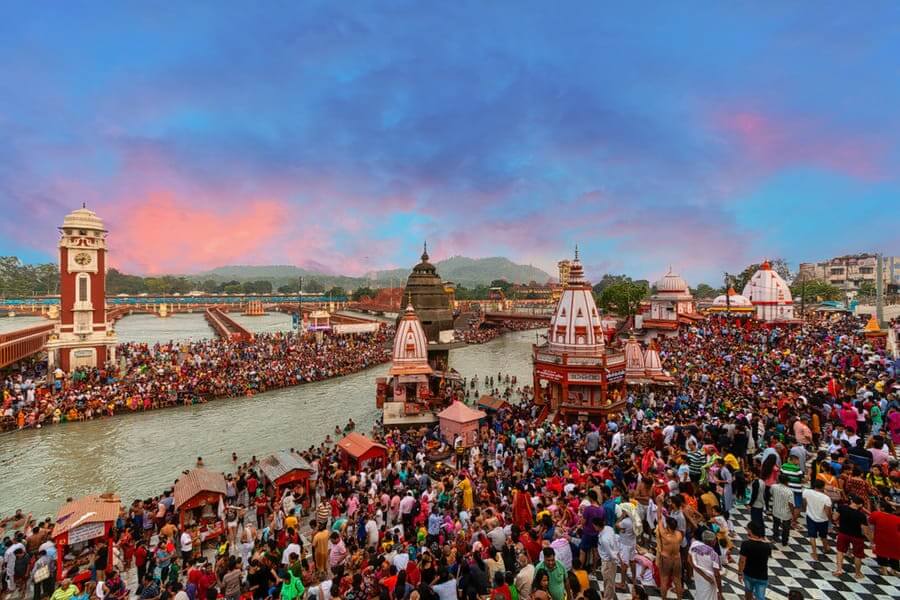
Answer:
[
  {"left": 742, "top": 260, "right": 796, "bottom": 322},
  {"left": 706, "top": 287, "right": 754, "bottom": 317},
  {"left": 532, "top": 248, "right": 627, "bottom": 422},
  {"left": 400, "top": 243, "right": 456, "bottom": 371},
  {"left": 640, "top": 267, "right": 704, "bottom": 336}
]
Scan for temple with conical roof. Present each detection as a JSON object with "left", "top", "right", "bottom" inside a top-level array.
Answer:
[
  {"left": 742, "top": 260, "right": 796, "bottom": 322},
  {"left": 532, "top": 248, "right": 627, "bottom": 422},
  {"left": 377, "top": 300, "right": 442, "bottom": 427},
  {"left": 400, "top": 243, "right": 456, "bottom": 371}
]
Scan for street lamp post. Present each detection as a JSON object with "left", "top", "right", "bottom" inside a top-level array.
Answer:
[
  {"left": 297, "top": 276, "right": 303, "bottom": 331},
  {"left": 723, "top": 272, "right": 731, "bottom": 320}
]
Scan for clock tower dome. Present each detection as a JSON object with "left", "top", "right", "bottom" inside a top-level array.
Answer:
[{"left": 47, "top": 206, "right": 118, "bottom": 371}]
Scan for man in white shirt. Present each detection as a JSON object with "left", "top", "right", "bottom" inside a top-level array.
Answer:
[
  {"left": 365, "top": 517, "right": 379, "bottom": 549},
  {"left": 801, "top": 479, "right": 833, "bottom": 560},
  {"left": 514, "top": 550, "right": 535, "bottom": 600},
  {"left": 597, "top": 521, "right": 619, "bottom": 600},
  {"left": 180, "top": 529, "right": 193, "bottom": 566},
  {"left": 281, "top": 541, "right": 302, "bottom": 565}
]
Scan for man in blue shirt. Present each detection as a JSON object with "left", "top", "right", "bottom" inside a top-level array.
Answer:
[
  {"left": 426, "top": 506, "right": 442, "bottom": 545},
  {"left": 601, "top": 486, "right": 617, "bottom": 527}
]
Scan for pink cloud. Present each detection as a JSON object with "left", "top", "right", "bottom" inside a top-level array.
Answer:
[
  {"left": 108, "top": 193, "right": 291, "bottom": 274},
  {"left": 715, "top": 108, "right": 886, "bottom": 181}
]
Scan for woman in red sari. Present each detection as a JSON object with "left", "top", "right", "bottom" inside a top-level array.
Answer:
[{"left": 511, "top": 484, "right": 534, "bottom": 530}]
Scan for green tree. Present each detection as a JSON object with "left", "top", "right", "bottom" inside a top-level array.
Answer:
[
  {"left": 790, "top": 278, "right": 842, "bottom": 303},
  {"left": 223, "top": 283, "right": 243, "bottom": 294},
  {"left": 352, "top": 286, "right": 374, "bottom": 301},
  {"left": 32, "top": 263, "right": 60, "bottom": 295},
  {"left": 304, "top": 279, "right": 324, "bottom": 293},
  {"left": 242, "top": 280, "right": 273, "bottom": 294},
  {"left": 592, "top": 274, "right": 631, "bottom": 296},
  {"left": 489, "top": 279, "right": 512, "bottom": 293},
  {"left": 327, "top": 286, "right": 347, "bottom": 298},
  {"left": 597, "top": 280, "right": 648, "bottom": 317},
  {"left": 199, "top": 279, "right": 221, "bottom": 293},
  {"left": 857, "top": 280, "right": 877, "bottom": 298},
  {"left": 693, "top": 283, "right": 717, "bottom": 299},
  {"left": 107, "top": 268, "right": 146, "bottom": 294}
]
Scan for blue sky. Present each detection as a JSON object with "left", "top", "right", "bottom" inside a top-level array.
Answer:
[{"left": 0, "top": 2, "right": 898, "bottom": 285}]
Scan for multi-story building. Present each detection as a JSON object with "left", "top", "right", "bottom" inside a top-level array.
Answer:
[{"left": 798, "top": 254, "right": 900, "bottom": 292}]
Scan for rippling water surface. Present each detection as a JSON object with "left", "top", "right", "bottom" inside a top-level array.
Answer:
[
  {"left": 0, "top": 316, "right": 48, "bottom": 333},
  {"left": 0, "top": 328, "right": 535, "bottom": 517},
  {"left": 115, "top": 313, "right": 214, "bottom": 343}
]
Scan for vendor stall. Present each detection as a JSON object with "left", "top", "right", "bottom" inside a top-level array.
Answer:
[
  {"left": 438, "top": 401, "right": 486, "bottom": 446},
  {"left": 337, "top": 432, "right": 388, "bottom": 470},
  {"left": 52, "top": 493, "right": 121, "bottom": 579},
  {"left": 476, "top": 395, "right": 509, "bottom": 413},
  {"left": 173, "top": 468, "right": 227, "bottom": 542},
  {"left": 258, "top": 451, "right": 315, "bottom": 498}
]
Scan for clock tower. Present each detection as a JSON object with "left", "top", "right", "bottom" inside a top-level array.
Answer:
[{"left": 47, "top": 206, "right": 118, "bottom": 371}]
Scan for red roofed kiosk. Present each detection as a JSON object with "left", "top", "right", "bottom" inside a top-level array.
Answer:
[
  {"left": 52, "top": 493, "right": 121, "bottom": 579},
  {"left": 337, "top": 432, "right": 388, "bottom": 470},
  {"left": 173, "top": 468, "right": 227, "bottom": 541},
  {"left": 259, "top": 451, "right": 315, "bottom": 497},
  {"left": 438, "top": 401, "right": 486, "bottom": 447}
]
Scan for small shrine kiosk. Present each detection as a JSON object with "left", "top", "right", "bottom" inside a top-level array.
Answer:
[
  {"left": 173, "top": 468, "right": 227, "bottom": 538},
  {"left": 438, "top": 401, "right": 486, "bottom": 447},
  {"left": 52, "top": 493, "right": 121, "bottom": 578},
  {"left": 337, "top": 432, "right": 388, "bottom": 470},
  {"left": 259, "top": 451, "right": 315, "bottom": 497},
  {"left": 863, "top": 316, "right": 887, "bottom": 349},
  {"left": 477, "top": 395, "right": 510, "bottom": 413}
]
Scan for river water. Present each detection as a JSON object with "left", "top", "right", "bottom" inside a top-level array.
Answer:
[
  {"left": 0, "top": 316, "right": 48, "bottom": 333},
  {"left": 0, "top": 314, "right": 536, "bottom": 517}
]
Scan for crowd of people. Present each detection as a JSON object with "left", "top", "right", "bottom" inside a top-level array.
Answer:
[
  {"left": 1, "top": 313, "right": 899, "bottom": 600},
  {"left": 455, "top": 320, "right": 545, "bottom": 345},
  {"left": 0, "top": 328, "right": 396, "bottom": 432},
  {"left": 1, "top": 313, "right": 550, "bottom": 432}
]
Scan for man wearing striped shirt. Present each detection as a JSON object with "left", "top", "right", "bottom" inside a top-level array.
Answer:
[
  {"left": 770, "top": 474, "right": 795, "bottom": 545},
  {"left": 686, "top": 440, "right": 706, "bottom": 484},
  {"left": 780, "top": 454, "right": 805, "bottom": 508}
]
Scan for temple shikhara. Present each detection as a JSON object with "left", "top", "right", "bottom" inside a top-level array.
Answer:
[
  {"left": 532, "top": 249, "right": 628, "bottom": 422},
  {"left": 400, "top": 244, "right": 456, "bottom": 372},
  {"left": 46, "top": 207, "right": 117, "bottom": 371},
  {"left": 742, "top": 260, "right": 796, "bottom": 322},
  {"left": 378, "top": 245, "right": 463, "bottom": 428}
]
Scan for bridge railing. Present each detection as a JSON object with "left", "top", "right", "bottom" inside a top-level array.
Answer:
[
  {"left": 204, "top": 307, "right": 253, "bottom": 342},
  {"left": 0, "top": 323, "right": 55, "bottom": 369}
]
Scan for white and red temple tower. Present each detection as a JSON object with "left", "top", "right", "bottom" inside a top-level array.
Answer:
[
  {"left": 532, "top": 248, "right": 626, "bottom": 421},
  {"left": 388, "top": 302, "right": 434, "bottom": 403},
  {"left": 742, "top": 260, "right": 796, "bottom": 322},
  {"left": 47, "top": 207, "right": 117, "bottom": 371}
]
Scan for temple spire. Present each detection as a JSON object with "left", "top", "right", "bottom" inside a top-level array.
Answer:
[
  {"left": 574, "top": 244, "right": 579, "bottom": 261},
  {"left": 421, "top": 240, "right": 429, "bottom": 262}
]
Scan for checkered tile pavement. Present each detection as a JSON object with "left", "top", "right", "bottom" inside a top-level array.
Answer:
[{"left": 596, "top": 501, "right": 900, "bottom": 600}]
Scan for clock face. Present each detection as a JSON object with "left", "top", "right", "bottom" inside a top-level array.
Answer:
[{"left": 74, "top": 252, "right": 92, "bottom": 266}]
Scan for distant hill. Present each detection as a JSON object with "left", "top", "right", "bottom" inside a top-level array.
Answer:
[
  {"left": 361, "top": 256, "right": 553, "bottom": 288},
  {"left": 191, "top": 256, "right": 552, "bottom": 290}
]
